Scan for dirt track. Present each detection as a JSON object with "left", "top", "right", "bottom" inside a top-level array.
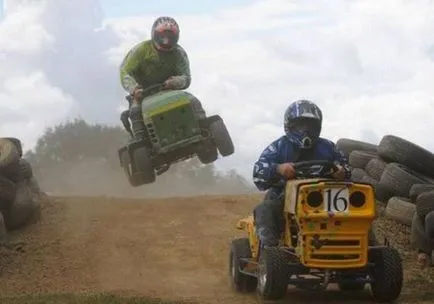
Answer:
[{"left": 0, "top": 194, "right": 433, "bottom": 303}]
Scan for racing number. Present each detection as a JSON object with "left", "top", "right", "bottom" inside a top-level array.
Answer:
[{"left": 324, "top": 187, "right": 349, "bottom": 213}]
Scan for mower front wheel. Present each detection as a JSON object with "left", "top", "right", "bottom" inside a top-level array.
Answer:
[
  {"left": 197, "top": 143, "right": 218, "bottom": 164},
  {"left": 132, "top": 147, "right": 156, "bottom": 185},
  {"left": 369, "top": 246, "right": 403, "bottom": 302},
  {"left": 256, "top": 247, "right": 289, "bottom": 300},
  {"left": 120, "top": 147, "right": 155, "bottom": 186},
  {"left": 209, "top": 118, "right": 234, "bottom": 157},
  {"left": 229, "top": 238, "right": 257, "bottom": 293}
]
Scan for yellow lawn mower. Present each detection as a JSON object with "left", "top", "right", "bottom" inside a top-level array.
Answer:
[{"left": 229, "top": 160, "right": 403, "bottom": 302}]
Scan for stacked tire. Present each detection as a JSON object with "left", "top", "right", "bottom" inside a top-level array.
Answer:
[
  {"left": 0, "top": 137, "right": 42, "bottom": 234},
  {"left": 337, "top": 135, "right": 434, "bottom": 227}
]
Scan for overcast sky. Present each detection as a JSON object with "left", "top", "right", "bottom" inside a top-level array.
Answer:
[{"left": 0, "top": 0, "right": 433, "bottom": 178}]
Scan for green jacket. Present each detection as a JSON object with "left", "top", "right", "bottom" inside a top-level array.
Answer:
[{"left": 119, "top": 39, "right": 191, "bottom": 96}]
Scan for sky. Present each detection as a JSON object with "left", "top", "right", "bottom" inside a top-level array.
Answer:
[
  {"left": 101, "top": 0, "right": 252, "bottom": 17},
  {"left": 0, "top": 0, "right": 434, "bottom": 179}
]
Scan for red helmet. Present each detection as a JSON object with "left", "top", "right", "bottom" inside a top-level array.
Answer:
[{"left": 151, "top": 16, "right": 180, "bottom": 51}]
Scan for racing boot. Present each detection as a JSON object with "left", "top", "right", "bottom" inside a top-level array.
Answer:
[{"left": 120, "top": 110, "right": 133, "bottom": 139}]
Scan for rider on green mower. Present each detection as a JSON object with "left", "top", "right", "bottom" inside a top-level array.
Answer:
[{"left": 119, "top": 16, "right": 205, "bottom": 141}]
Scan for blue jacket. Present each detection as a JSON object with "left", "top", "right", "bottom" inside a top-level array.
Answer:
[{"left": 253, "top": 135, "right": 351, "bottom": 199}]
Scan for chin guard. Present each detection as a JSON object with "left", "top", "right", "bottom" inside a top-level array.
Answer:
[{"left": 301, "top": 136, "right": 312, "bottom": 149}]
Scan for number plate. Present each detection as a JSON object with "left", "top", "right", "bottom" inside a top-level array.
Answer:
[{"left": 323, "top": 186, "right": 350, "bottom": 213}]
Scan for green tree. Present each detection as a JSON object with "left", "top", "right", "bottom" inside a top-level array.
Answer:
[{"left": 26, "top": 118, "right": 126, "bottom": 168}]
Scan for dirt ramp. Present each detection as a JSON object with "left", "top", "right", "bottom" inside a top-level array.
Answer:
[
  {"left": 0, "top": 195, "right": 261, "bottom": 303},
  {"left": 1, "top": 195, "right": 433, "bottom": 304},
  {"left": 92, "top": 195, "right": 263, "bottom": 303},
  {"left": 0, "top": 197, "right": 102, "bottom": 293}
]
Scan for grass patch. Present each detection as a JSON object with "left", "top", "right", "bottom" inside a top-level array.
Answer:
[{"left": 0, "top": 292, "right": 194, "bottom": 304}]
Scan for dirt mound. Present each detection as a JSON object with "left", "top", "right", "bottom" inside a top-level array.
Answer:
[{"left": 0, "top": 195, "right": 433, "bottom": 303}]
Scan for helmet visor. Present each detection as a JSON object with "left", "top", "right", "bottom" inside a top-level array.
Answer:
[
  {"left": 289, "top": 118, "right": 320, "bottom": 138},
  {"left": 154, "top": 30, "right": 178, "bottom": 50}
]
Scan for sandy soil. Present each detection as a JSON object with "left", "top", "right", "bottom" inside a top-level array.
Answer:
[{"left": 0, "top": 194, "right": 433, "bottom": 303}]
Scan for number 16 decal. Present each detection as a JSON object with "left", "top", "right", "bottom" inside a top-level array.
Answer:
[{"left": 324, "top": 187, "right": 349, "bottom": 213}]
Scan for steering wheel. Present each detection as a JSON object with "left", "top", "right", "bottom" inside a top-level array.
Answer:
[
  {"left": 126, "top": 83, "right": 166, "bottom": 103},
  {"left": 140, "top": 83, "right": 166, "bottom": 97},
  {"left": 292, "top": 160, "right": 339, "bottom": 179},
  {"left": 266, "top": 160, "right": 340, "bottom": 198}
]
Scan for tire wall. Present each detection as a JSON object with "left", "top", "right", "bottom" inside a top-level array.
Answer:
[
  {"left": 0, "top": 137, "right": 44, "bottom": 236},
  {"left": 337, "top": 135, "right": 434, "bottom": 228}
]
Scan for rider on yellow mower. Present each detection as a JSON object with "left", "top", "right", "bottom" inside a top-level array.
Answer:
[{"left": 252, "top": 99, "right": 352, "bottom": 249}]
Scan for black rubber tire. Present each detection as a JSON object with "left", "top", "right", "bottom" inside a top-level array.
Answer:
[
  {"left": 336, "top": 138, "right": 378, "bottom": 158},
  {"left": 410, "top": 211, "right": 434, "bottom": 254},
  {"left": 197, "top": 145, "right": 218, "bottom": 164},
  {"left": 349, "top": 150, "right": 378, "bottom": 169},
  {"left": 0, "top": 212, "right": 6, "bottom": 237},
  {"left": 19, "top": 159, "right": 33, "bottom": 179},
  {"left": 209, "top": 119, "right": 234, "bottom": 157},
  {"left": 410, "top": 184, "right": 434, "bottom": 202},
  {"left": 0, "top": 138, "right": 20, "bottom": 173},
  {"left": 7, "top": 159, "right": 33, "bottom": 183},
  {"left": 379, "top": 163, "right": 432, "bottom": 198},
  {"left": 361, "top": 175, "right": 391, "bottom": 203},
  {"left": 128, "top": 150, "right": 154, "bottom": 185},
  {"left": 133, "top": 147, "right": 155, "bottom": 183},
  {"left": 374, "top": 183, "right": 394, "bottom": 204},
  {"left": 415, "top": 190, "right": 434, "bottom": 224},
  {"left": 378, "top": 135, "right": 434, "bottom": 178},
  {"left": 362, "top": 175, "right": 379, "bottom": 187},
  {"left": 120, "top": 149, "right": 130, "bottom": 174},
  {"left": 124, "top": 147, "right": 156, "bottom": 186},
  {"left": 365, "top": 158, "right": 387, "bottom": 180},
  {"left": 369, "top": 246, "right": 403, "bottom": 302},
  {"left": 0, "top": 175, "right": 16, "bottom": 211},
  {"left": 256, "top": 247, "right": 288, "bottom": 300},
  {"left": 2, "top": 137, "right": 23, "bottom": 157},
  {"left": 351, "top": 168, "right": 366, "bottom": 182},
  {"left": 385, "top": 197, "right": 415, "bottom": 226},
  {"left": 3, "top": 181, "right": 38, "bottom": 231},
  {"left": 229, "top": 238, "right": 257, "bottom": 293}
]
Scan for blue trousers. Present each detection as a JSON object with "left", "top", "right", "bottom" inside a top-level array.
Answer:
[{"left": 253, "top": 195, "right": 284, "bottom": 246}]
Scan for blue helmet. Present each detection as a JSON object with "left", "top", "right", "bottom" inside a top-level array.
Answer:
[{"left": 284, "top": 99, "right": 323, "bottom": 149}]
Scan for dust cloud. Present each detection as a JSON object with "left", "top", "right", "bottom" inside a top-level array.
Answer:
[{"left": 34, "top": 157, "right": 256, "bottom": 199}]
